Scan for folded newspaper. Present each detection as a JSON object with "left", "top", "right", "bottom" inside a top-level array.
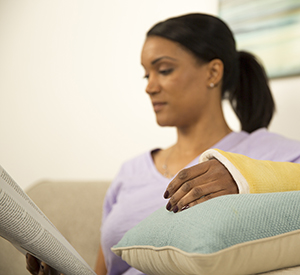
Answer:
[{"left": 0, "top": 165, "right": 96, "bottom": 275}]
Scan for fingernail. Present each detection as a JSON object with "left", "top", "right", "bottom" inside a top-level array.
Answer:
[
  {"left": 164, "top": 190, "right": 169, "bottom": 199},
  {"left": 173, "top": 205, "right": 178, "bottom": 213},
  {"left": 166, "top": 202, "right": 172, "bottom": 211}
]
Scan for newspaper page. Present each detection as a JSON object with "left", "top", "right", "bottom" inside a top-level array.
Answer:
[{"left": 0, "top": 165, "right": 96, "bottom": 275}]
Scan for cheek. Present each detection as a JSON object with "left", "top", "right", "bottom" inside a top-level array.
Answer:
[
  {"left": 173, "top": 73, "right": 206, "bottom": 102},
  {"left": 176, "top": 79, "right": 209, "bottom": 116},
  {"left": 162, "top": 74, "right": 196, "bottom": 97}
]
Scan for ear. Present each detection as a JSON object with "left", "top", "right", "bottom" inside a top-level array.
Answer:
[{"left": 206, "top": 59, "right": 224, "bottom": 89}]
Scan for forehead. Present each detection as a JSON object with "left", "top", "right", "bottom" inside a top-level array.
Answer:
[{"left": 141, "top": 36, "right": 195, "bottom": 66}]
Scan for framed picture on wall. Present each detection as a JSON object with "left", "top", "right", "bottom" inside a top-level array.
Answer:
[{"left": 219, "top": 0, "right": 300, "bottom": 79}]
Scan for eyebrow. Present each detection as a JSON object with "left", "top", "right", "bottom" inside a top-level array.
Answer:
[{"left": 151, "top": 56, "right": 177, "bottom": 65}]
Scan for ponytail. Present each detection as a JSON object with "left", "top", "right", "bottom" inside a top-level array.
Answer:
[{"left": 227, "top": 51, "right": 275, "bottom": 133}]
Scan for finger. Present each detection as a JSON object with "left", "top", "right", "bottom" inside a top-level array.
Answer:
[
  {"left": 184, "top": 189, "right": 234, "bottom": 209},
  {"left": 26, "top": 254, "right": 40, "bottom": 275},
  {"left": 166, "top": 177, "right": 209, "bottom": 212},
  {"left": 175, "top": 170, "right": 239, "bottom": 212},
  {"left": 167, "top": 164, "right": 228, "bottom": 212},
  {"left": 164, "top": 161, "right": 211, "bottom": 199},
  {"left": 171, "top": 179, "right": 222, "bottom": 212},
  {"left": 166, "top": 159, "right": 239, "bottom": 212}
]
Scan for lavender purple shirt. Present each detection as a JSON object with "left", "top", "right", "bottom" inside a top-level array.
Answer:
[{"left": 101, "top": 128, "right": 300, "bottom": 275}]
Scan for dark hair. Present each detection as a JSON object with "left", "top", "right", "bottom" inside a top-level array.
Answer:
[{"left": 147, "top": 13, "right": 275, "bottom": 133}]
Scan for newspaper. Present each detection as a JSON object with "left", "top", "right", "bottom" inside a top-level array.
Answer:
[{"left": 0, "top": 165, "right": 96, "bottom": 275}]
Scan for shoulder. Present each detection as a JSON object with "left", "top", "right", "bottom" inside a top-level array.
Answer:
[
  {"left": 229, "top": 128, "right": 300, "bottom": 162},
  {"left": 102, "top": 149, "right": 159, "bottom": 213},
  {"left": 108, "top": 149, "right": 160, "bottom": 191},
  {"left": 117, "top": 149, "right": 158, "bottom": 176}
]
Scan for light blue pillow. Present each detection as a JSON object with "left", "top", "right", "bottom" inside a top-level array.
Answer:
[{"left": 112, "top": 192, "right": 300, "bottom": 275}]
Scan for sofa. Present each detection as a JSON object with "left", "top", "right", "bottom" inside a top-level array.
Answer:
[{"left": 0, "top": 180, "right": 300, "bottom": 275}]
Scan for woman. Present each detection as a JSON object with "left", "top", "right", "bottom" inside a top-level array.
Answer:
[{"left": 27, "top": 13, "right": 300, "bottom": 275}]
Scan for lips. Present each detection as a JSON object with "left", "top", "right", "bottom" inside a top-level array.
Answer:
[{"left": 152, "top": 102, "right": 166, "bottom": 112}]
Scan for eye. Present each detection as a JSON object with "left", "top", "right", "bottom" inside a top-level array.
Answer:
[
  {"left": 159, "top": 68, "right": 173, "bottom": 75},
  {"left": 143, "top": 74, "right": 149, "bottom": 79}
]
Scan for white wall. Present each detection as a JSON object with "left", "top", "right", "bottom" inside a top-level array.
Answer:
[
  {"left": 269, "top": 77, "right": 300, "bottom": 140},
  {"left": 0, "top": 0, "right": 299, "bottom": 190},
  {"left": 0, "top": 0, "right": 218, "bottom": 190}
]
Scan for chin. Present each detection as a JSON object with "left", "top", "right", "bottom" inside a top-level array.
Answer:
[{"left": 155, "top": 118, "right": 175, "bottom": 127}]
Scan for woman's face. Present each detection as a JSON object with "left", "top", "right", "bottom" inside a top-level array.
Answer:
[{"left": 141, "top": 36, "right": 215, "bottom": 128}]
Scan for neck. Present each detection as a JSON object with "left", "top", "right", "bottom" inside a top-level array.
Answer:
[
  {"left": 174, "top": 113, "right": 232, "bottom": 157},
  {"left": 160, "top": 120, "right": 231, "bottom": 179},
  {"left": 156, "top": 100, "right": 233, "bottom": 178}
]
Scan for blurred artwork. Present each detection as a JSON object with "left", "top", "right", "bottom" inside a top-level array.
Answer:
[{"left": 219, "top": 0, "right": 300, "bottom": 79}]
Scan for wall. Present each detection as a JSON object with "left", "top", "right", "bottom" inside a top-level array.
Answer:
[{"left": 0, "top": 0, "right": 299, "bottom": 190}]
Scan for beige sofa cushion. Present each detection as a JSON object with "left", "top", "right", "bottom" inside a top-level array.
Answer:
[
  {"left": 2, "top": 180, "right": 300, "bottom": 275},
  {"left": 0, "top": 180, "right": 110, "bottom": 275}
]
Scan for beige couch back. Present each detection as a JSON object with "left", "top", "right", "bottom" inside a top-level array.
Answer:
[{"left": 0, "top": 180, "right": 110, "bottom": 275}]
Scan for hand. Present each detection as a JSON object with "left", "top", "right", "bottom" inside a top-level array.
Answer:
[
  {"left": 26, "top": 253, "right": 62, "bottom": 275},
  {"left": 163, "top": 159, "right": 238, "bottom": 213}
]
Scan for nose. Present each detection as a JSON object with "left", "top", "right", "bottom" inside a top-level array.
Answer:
[{"left": 145, "top": 74, "right": 160, "bottom": 95}]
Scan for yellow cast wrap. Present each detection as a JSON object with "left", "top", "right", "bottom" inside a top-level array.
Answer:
[{"left": 214, "top": 149, "right": 300, "bottom": 194}]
